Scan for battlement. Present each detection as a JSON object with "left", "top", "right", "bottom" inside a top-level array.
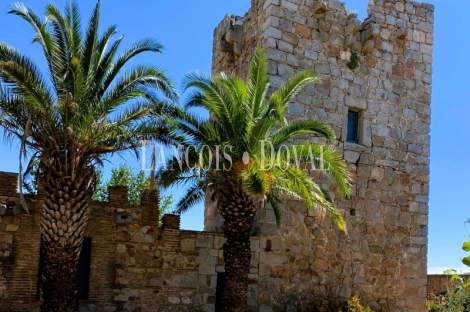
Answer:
[
  {"left": 0, "top": 171, "right": 162, "bottom": 227},
  {"left": 214, "top": 0, "right": 434, "bottom": 83},
  {"left": 0, "top": 171, "right": 19, "bottom": 207}
]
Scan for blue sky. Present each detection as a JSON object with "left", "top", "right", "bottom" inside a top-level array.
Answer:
[{"left": 0, "top": 0, "right": 466, "bottom": 274}]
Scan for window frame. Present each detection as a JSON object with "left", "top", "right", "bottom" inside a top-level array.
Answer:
[{"left": 346, "top": 109, "right": 360, "bottom": 144}]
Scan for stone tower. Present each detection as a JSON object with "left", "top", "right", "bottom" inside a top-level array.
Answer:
[{"left": 208, "top": 0, "right": 433, "bottom": 311}]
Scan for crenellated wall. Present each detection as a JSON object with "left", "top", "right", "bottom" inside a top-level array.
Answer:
[
  {"left": 0, "top": 171, "right": 263, "bottom": 312},
  {"left": 210, "top": 0, "right": 434, "bottom": 311}
]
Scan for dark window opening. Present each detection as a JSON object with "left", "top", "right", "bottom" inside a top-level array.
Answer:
[
  {"left": 77, "top": 237, "right": 92, "bottom": 300},
  {"left": 36, "top": 237, "right": 92, "bottom": 300},
  {"left": 347, "top": 110, "right": 359, "bottom": 143},
  {"left": 36, "top": 236, "right": 45, "bottom": 300},
  {"left": 215, "top": 272, "right": 225, "bottom": 312}
]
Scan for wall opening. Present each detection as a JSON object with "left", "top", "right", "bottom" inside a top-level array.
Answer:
[
  {"left": 347, "top": 110, "right": 359, "bottom": 143},
  {"left": 36, "top": 236, "right": 45, "bottom": 300},
  {"left": 215, "top": 272, "right": 226, "bottom": 312},
  {"left": 77, "top": 237, "right": 92, "bottom": 300},
  {"left": 36, "top": 236, "right": 92, "bottom": 300}
]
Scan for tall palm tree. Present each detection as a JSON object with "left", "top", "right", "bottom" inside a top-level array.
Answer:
[
  {"left": 0, "top": 1, "right": 180, "bottom": 311},
  {"left": 159, "top": 47, "right": 353, "bottom": 312}
]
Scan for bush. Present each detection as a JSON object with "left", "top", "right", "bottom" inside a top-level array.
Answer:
[
  {"left": 427, "top": 288, "right": 470, "bottom": 312},
  {"left": 346, "top": 296, "right": 372, "bottom": 312}
]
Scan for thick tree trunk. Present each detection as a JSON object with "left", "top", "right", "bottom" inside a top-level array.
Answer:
[
  {"left": 219, "top": 184, "right": 258, "bottom": 312},
  {"left": 39, "top": 155, "right": 92, "bottom": 312}
]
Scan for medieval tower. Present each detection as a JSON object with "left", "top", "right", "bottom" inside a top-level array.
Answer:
[{"left": 207, "top": 0, "right": 433, "bottom": 311}]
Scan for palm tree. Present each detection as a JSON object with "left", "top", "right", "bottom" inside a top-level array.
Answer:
[
  {"left": 0, "top": 1, "right": 180, "bottom": 311},
  {"left": 159, "top": 47, "right": 353, "bottom": 312}
]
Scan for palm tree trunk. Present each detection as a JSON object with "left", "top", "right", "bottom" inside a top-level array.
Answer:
[
  {"left": 219, "top": 184, "right": 258, "bottom": 312},
  {"left": 38, "top": 155, "right": 92, "bottom": 312}
]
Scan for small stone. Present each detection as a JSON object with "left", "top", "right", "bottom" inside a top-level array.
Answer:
[
  {"left": 116, "top": 244, "right": 126, "bottom": 253},
  {"left": 0, "top": 205, "right": 6, "bottom": 215},
  {"left": 5, "top": 224, "right": 19, "bottom": 232},
  {"left": 132, "top": 232, "right": 145, "bottom": 243},
  {"left": 295, "top": 25, "right": 310, "bottom": 39},
  {"left": 144, "top": 234, "right": 155, "bottom": 244}
]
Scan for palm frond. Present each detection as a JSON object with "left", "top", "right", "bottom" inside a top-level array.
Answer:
[
  {"left": 81, "top": 1, "right": 100, "bottom": 79},
  {"left": 0, "top": 43, "right": 55, "bottom": 110},
  {"left": 267, "top": 70, "right": 320, "bottom": 124},
  {"left": 247, "top": 46, "right": 269, "bottom": 119},
  {"left": 174, "top": 182, "right": 206, "bottom": 214},
  {"left": 270, "top": 119, "right": 336, "bottom": 148},
  {"left": 64, "top": 0, "right": 82, "bottom": 56},
  {"left": 100, "top": 38, "right": 166, "bottom": 98},
  {"left": 276, "top": 143, "right": 352, "bottom": 198}
]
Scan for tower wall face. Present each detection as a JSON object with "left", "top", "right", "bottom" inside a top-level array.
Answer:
[{"left": 210, "top": 0, "right": 433, "bottom": 310}]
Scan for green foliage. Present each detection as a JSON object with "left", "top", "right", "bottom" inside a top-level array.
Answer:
[
  {"left": 427, "top": 287, "right": 470, "bottom": 311},
  {"left": 22, "top": 159, "right": 39, "bottom": 194},
  {"left": 0, "top": 0, "right": 181, "bottom": 197},
  {"left": 428, "top": 227, "right": 470, "bottom": 311},
  {"left": 346, "top": 50, "right": 359, "bottom": 70},
  {"left": 346, "top": 296, "right": 373, "bottom": 312},
  {"left": 159, "top": 47, "right": 352, "bottom": 229},
  {"left": 92, "top": 164, "right": 173, "bottom": 225},
  {"left": 462, "top": 236, "right": 470, "bottom": 267}
]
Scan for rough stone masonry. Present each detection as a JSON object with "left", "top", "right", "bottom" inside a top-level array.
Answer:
[{"left": 208, "top": 0, "right": 433, "bottom": 311}]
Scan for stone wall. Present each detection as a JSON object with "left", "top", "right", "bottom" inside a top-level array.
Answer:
[
  {"left": 210, "top": 0, "right": 433, "bottom": 311},
  {"left": 0, "top": 171, "right": 263, "bottom": 312}
]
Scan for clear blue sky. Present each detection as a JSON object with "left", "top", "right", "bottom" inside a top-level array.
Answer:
[{"left": 0, "top": 0, "right": 466, "bottom": 274}]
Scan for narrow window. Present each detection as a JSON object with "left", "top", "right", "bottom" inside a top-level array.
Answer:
[
  {"left": 215, "top": 272, "right": 225, "bottom": 312},
  {"left": 36, "top": 236, "right": 46, "bottom": 299},
  {"left": 347, "top": 110, "right": 359, "bottom": 143},
  {"left": 77, "top": 237, "right": 92, "bottom": 300}
]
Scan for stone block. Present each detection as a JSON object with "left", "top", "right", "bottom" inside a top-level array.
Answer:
[
  {"left": 250, "top": 239, "right": 260, "bottom": 252},
  {"left": 226, "top": 26, "right": 243, "bottom": 44},
  {"left": 281, "top": 0, "right": 298, "bottom": 11},
  {"left": 346, "top": 19, "right": 361, "bottom": 35},
  {"left": 233, "top": 42, "right": 243, "bottom": 56},
  {"left": 344, "top": 151, "right": 360, "bottom": 164},
  {"left": 345, "top": 96, "right": 367, "bottom": 110},
  {"left": 217, "top": 39, "right": 233, "bottom": 53},
  {"left": 295, "top": 25, "right": 310, "bottom": 39},
  {"left": 361, "top": 24, "right": 380, "bottom": 42},
  {"left": 264, "top": 27, "right": 282, "bottom": 40},
  {"left": 362, "top": 40, "right": 375, "bottom": 54},
  {"left": 196, "top": 235, "right": 214, "bottom": 248},
  {"left": 0, "top": 242, "right": 10, "bottom": 251},
  {"left": 213, "top": 236, "right": 226, "bottom": 249},
  {"left": 5, "top": 224, "right": 19, "bottom": 232},
  {"left": 345, "top": 34, "right": 356, "bottom": 48},
  {"left": 198, "top": 265, "right": 216, "bottom": 275},
  {"left": 259, "top": 252, "right": 288, "bottom": 265},
  {"left": 132, "top": 232, "right": 145, "bottom": 243},
  {"left": 313, "top": 1, "right": 326, "bottom": 14},
  {"left": 180, "top": 238, "right": 196, "bottom": 253}
]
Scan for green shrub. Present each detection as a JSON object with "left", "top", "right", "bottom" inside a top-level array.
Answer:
[
  {"left": 346, "top": 296, "right": 373, "bottom": 312},
  {"left": 427, "top": 288, "right": 470, "bottom": 311}
]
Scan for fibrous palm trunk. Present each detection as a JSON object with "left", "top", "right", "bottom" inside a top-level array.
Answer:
[
  {"left": 39, "top": 155, "right": 92, "bottom": 312},
  {"left": 219, "top": 183, "right": 258, "bottom": 312}
]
